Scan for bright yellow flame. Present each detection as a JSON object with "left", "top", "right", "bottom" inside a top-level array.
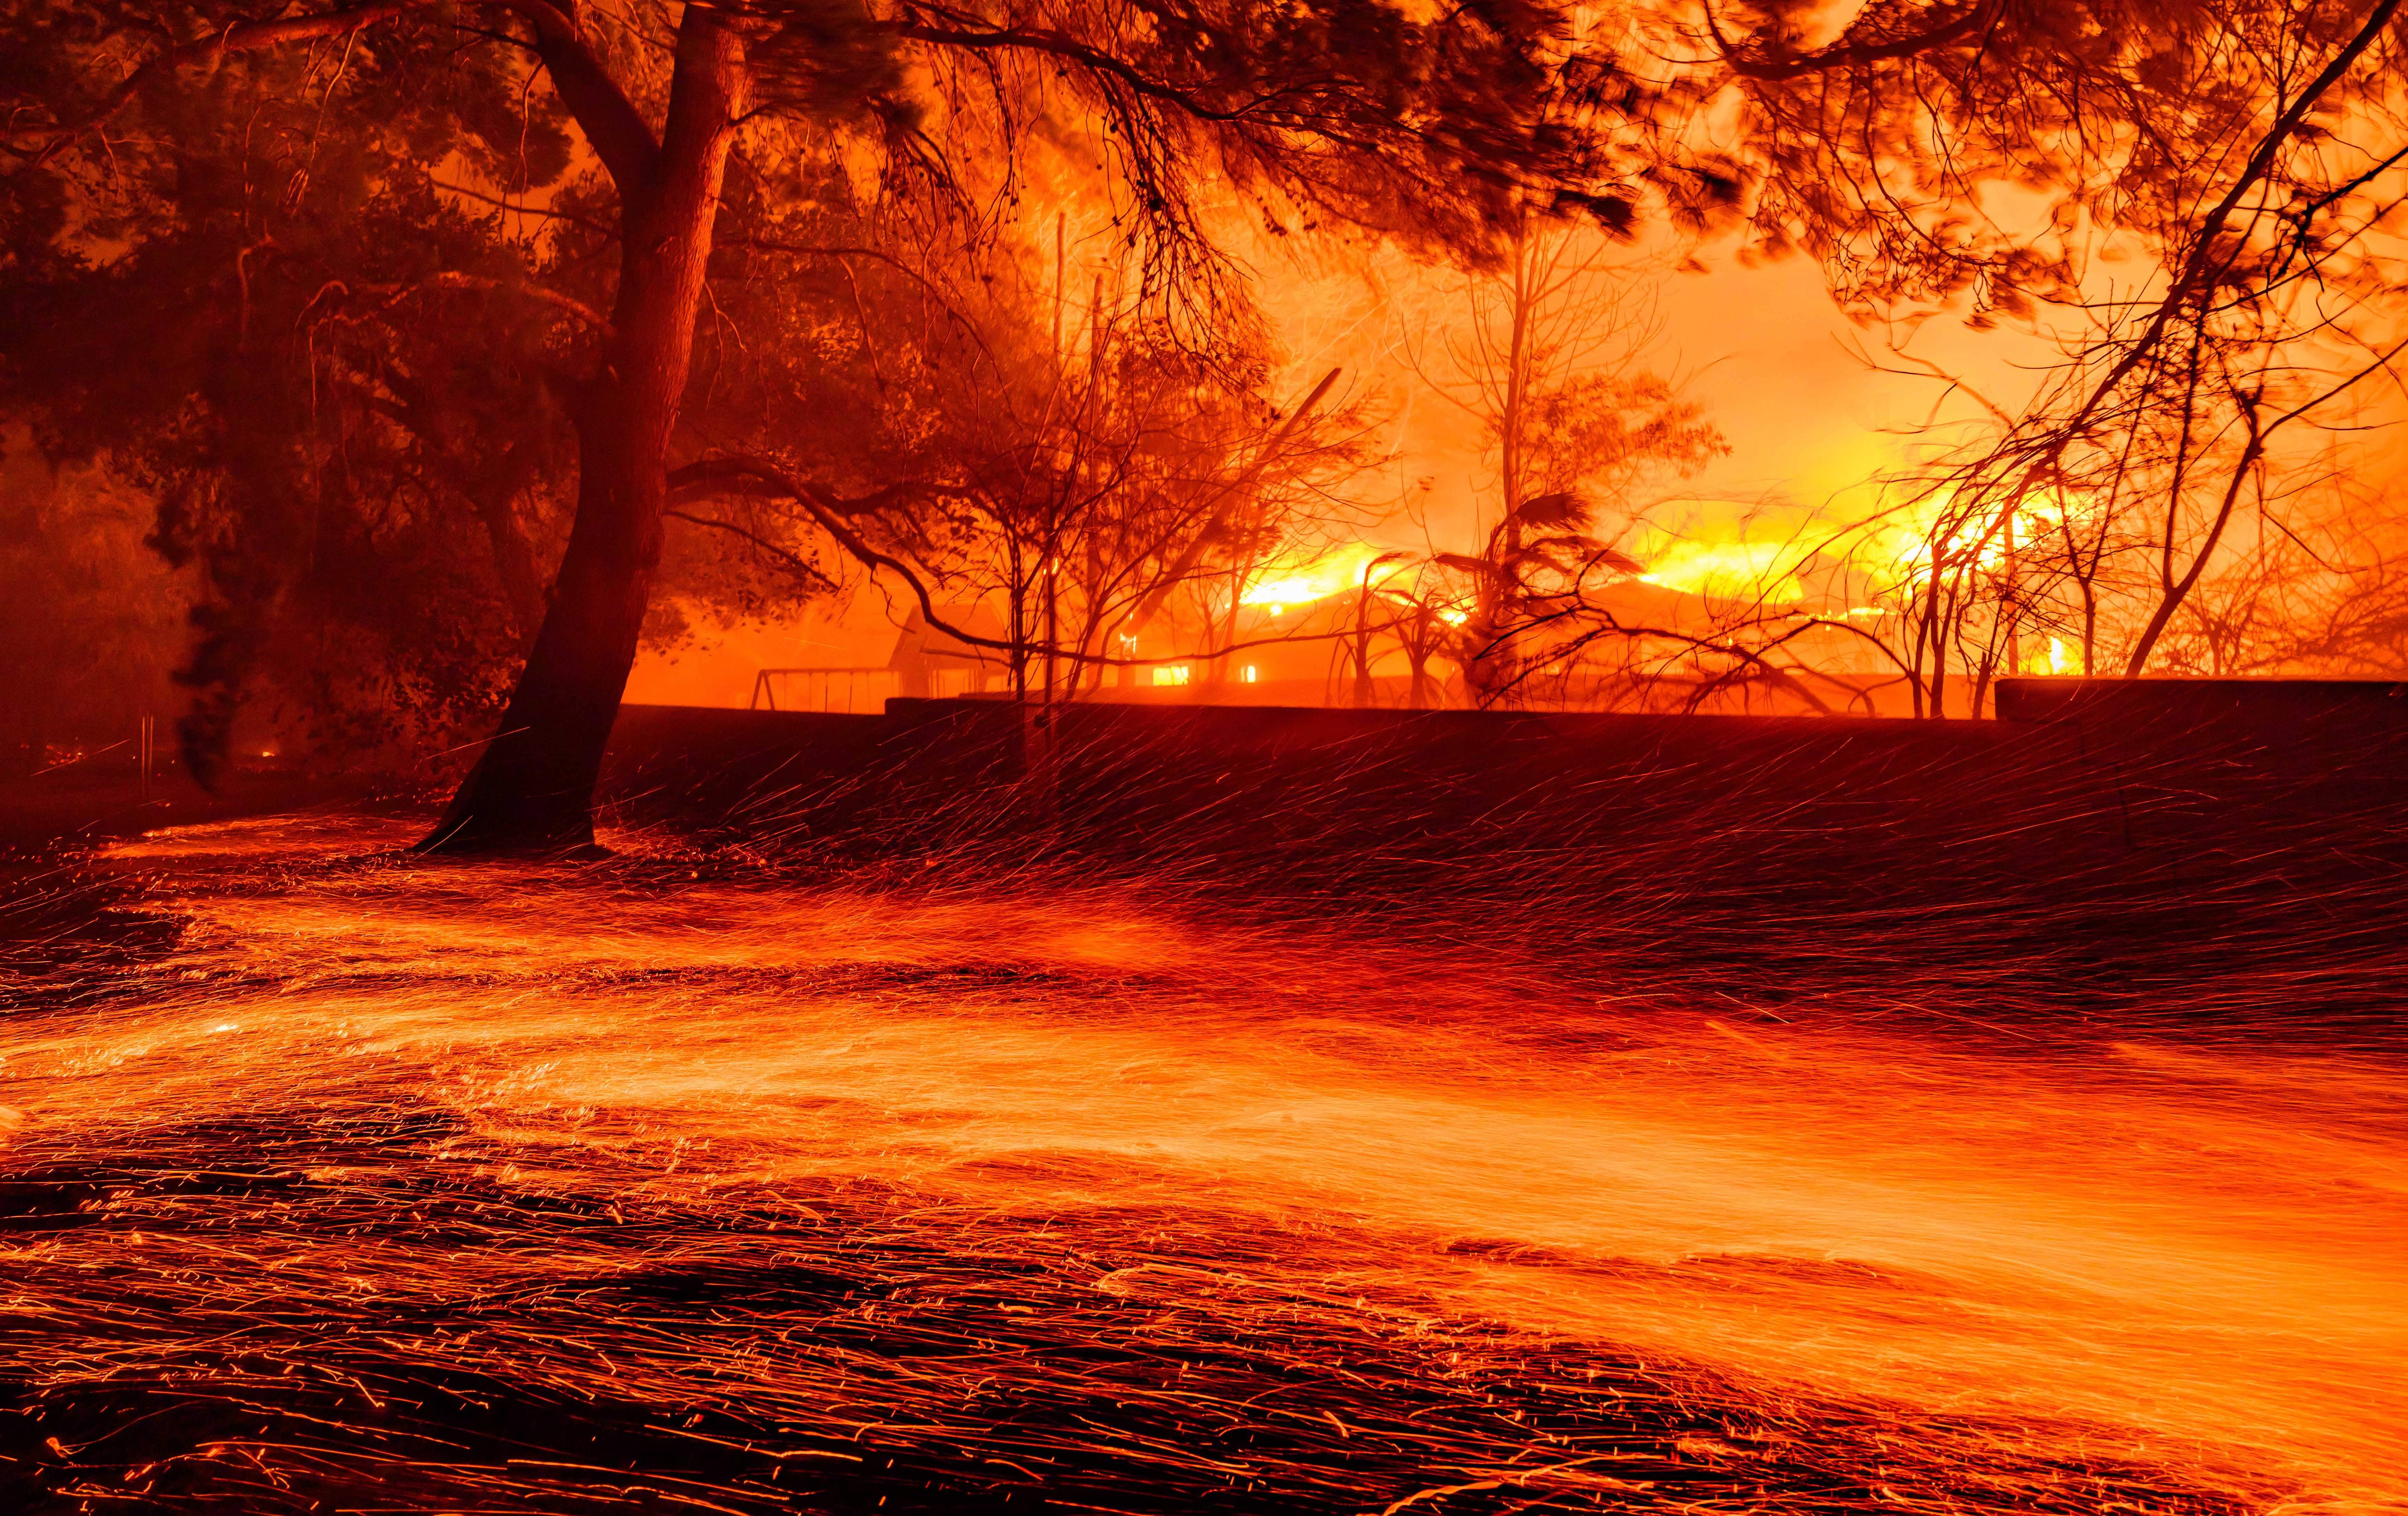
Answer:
[
  {"left": 1871, "top": 485, "right": 2095, "bottom": 582},
  {"left": 1240, "top": 543, "right": 1393, "bottom": 609},
  {"left": 1151, "top": 665, "right": 1191, "bottom": 687},
  {"left": 1638, "top": 542, "right": 1800, "bottom": 601}
]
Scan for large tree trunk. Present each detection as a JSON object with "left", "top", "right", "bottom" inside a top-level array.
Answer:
[{"left": 419, "top": 13, "right": 744, "bottom": 853}]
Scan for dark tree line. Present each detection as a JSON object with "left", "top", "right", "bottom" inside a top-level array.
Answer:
[
  {"left": 8, "top": 0, "right": 2405, "bottom": 840},
  {"left": 7, "top": 0, "right": 1687, "bottom": 850}
]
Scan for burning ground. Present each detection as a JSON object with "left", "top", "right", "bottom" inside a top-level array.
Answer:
[{"left": 1, "top": 809, "right": 2402, "bottom": 1515}]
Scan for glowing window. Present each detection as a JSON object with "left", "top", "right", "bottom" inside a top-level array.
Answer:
[
  {"left": 1152, "top": 665, "right": 1191, "bottom": 687},
  {"left": 1240, "top": 665, "right": 1258, "bottom": 683}
]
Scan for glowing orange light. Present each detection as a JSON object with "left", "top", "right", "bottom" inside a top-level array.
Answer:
[
  {"left": 1240, "top": 543, "right": 1394, "bottom": 610},
  {"left": 0, "top": 812, "right": 2391, "bottom": 1514},
  {"left": 1637, "top": 543, "right": 1799, "bottom": 600}
]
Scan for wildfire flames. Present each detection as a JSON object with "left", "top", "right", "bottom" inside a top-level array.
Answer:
[
  {"left": 9, "top": 1, "right": 2408, "bottom": 1506},
  {"left": 3, "top": 814, "right": 2400, "bottom": 1513},
  {"left": 1239, "top": 543, "right": 1401, "bottom": 613}
]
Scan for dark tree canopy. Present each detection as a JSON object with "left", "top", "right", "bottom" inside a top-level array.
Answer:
[
  {"left": 1698, "top": 0, "right": 2408, "bottom": 705},
  {"left": 8, "top": 0, "right": 2397, "bottom": 829},
  {"left": 5, "top": 0, "right": 1682, "bottom": 844}
]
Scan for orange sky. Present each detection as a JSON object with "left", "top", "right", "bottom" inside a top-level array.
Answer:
[
  {"left": 1249, "top": 219, "right": 2076, "bottom": 548},
  {"left": 631, "top": 208, "right": 2408, "bottom": 702},
  {"left": 630, "top": 239, "right": 1993, "bottom": 699}
]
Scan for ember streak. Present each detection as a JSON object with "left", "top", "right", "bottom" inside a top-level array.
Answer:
[
  {"left": 2, "top": 813, "right": 2398, "bottom": 1514},
  {"left": 10, "top": 2, "right": 2408, "bottom": 1507}
]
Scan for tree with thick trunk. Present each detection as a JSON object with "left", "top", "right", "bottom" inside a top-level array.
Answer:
[
  {"left": 424, "top": 8, "right": 747, "bottom": 851},
  {"left": 8, "top": 0, "right": 1705, "bottom": 850}
]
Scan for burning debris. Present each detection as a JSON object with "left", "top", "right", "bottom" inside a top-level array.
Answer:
[
  {"left": 5, "top": 1, "right": 2408, "bottom": 1510},
  {"left": 3, "top": 794, "right": 2403, "bottom": 1513}
]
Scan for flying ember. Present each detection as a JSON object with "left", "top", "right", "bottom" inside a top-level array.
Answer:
[
  {"left": 6, "top": 0, "right": 2408, "bottom": 1510},
  {"left": 5, "top": 805, "right": 2403, "bottom": 1514}
]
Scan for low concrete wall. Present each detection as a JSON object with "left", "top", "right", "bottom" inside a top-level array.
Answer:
[
  {"left": 594, "top": 687, "right": 2405, "bottom": 1022},
  {"left": 600, "top": 684, "right": 2408, "bottom": 912},
  {"left": 1995, "top": 674, "right": 2408, "bottom": 725}
]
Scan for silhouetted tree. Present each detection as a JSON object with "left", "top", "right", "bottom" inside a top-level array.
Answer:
[
  {"left": 1398, "top": 223, "right": 1723, "bottom": 703},
  {"left": 1708, "top": 0, "right": 2408, "bottom": 708},
  {"left": 7, "top": 0, "right": 1675, "bottom": 850}
]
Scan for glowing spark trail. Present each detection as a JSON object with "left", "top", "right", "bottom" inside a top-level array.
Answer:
[{"left": 1, "top": 812, "right": 2401, "bottom": 1513}]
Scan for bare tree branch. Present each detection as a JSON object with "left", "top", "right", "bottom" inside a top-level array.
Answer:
[
  {"left": 5, "top": 2, "right": 419, "bottom": 168},
  {"left": 485, "top": 0, "right": 661, "bottom": 194},
  {"left": 1706, "top": 0, "right": 2009, "bottom": 83}
]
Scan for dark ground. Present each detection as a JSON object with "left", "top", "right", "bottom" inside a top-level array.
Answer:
[{"left": 3, "top": 687, "right": 2403, "bottom": 1514}]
